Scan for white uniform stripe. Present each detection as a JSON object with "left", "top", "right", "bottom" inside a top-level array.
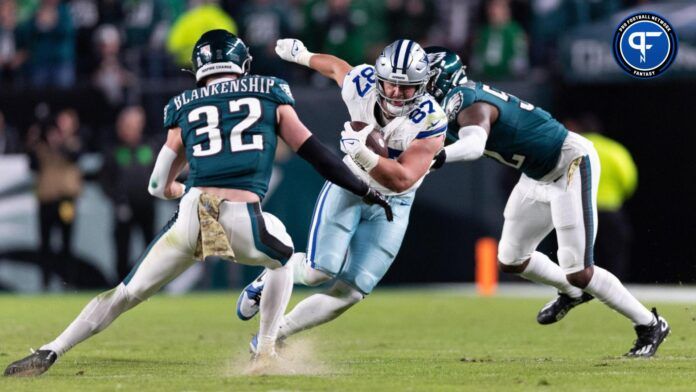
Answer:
[{"left": 395, "top": 39, "right": 410, "bottom": 73}]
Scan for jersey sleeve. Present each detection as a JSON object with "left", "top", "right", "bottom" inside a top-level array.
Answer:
[
  {"left": 341, "top": 64, "right": 376, "bottom": 104},
  {"left": 163, "top": 96, "right": 180, "bottom": 129},
  {"left": 442, "top": 85, "right": 477, "bottom": 124},
  {"left": 415, "top": 97, "right": 448, "bottom": 139},
  {"left": 268, "top": 77, "right": 295, "bottom": 106}
]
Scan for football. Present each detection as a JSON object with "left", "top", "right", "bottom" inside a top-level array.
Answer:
[{"left": 350, "top": 120, "right": 388, "bottom": 157}]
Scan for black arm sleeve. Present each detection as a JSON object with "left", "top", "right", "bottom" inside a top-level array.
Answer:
[{"left": 296, "top": 135, "right": 369, "bottom": 197}]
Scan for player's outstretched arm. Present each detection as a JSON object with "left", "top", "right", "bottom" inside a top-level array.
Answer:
[
  {"left": 277, "top": 105, "right": 393, "bottom": 221},
  {"left": 439, "top": 102, "right": 496, "bottom": 165},
  {"left": 148, "top": 127, "right": 187, "bottom": 200},
  {"left": 275, "top": 39, "right": 352, "bottom": 87}
]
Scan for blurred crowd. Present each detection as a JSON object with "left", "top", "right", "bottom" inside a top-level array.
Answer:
[{"left": 0, "top": 0, "right": 652, "bottom": 92}]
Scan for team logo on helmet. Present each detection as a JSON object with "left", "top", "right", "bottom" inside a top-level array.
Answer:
[
  {"left": 444, "top": 91, "right": 463, "bottom": 122},
  {"left": 426, "top": 51, "right": 447, "bottom": 67},
  {"left": 198, "top": 44, "right": 212, "bottom": 67},
  {"left": 612, "top": 12, "right": 678, "bottom": 79}
]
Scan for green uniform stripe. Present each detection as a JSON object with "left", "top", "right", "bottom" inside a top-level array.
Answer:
[
  {"left": 579, "top": 156, "right": 595, "bottom": 268},
  {"left": 246, "top": 204, "right": 292, "bottom": 265}
]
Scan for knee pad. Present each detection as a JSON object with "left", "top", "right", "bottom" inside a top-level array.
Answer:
[
  {"left": 497, "top": 240, "right": 531, "bottom": 269},
  {"left": 557, "top": 246, "right": 583, "bottom": 273}
]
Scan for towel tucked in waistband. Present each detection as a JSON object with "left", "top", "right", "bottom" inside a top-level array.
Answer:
[{"left": 194, "top": 192, "right": 235, "bottom": 262}]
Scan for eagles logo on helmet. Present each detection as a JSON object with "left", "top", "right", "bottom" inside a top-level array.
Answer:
[
  {"left": 189, "top": 29, "right": 253, "bottom": 86},
  {"left": 424, "top": 46, "right": 467, "bottom": 100}
]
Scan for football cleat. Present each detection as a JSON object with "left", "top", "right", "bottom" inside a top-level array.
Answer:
[
  {"left": 236, "top": 271, "right": 266, "bottom": 321},
  {"left": 625, "top": 308, "right": 670, "bottom": 358},
  {"left": 3, "top": 349, "right": 57, "bottom": 377},
  {"left": 537, "top": 292, "right": 594, "bottom": 325}
]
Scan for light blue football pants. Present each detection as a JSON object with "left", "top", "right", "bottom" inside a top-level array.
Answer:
[{"left": 306, "top": 182, "right": 415, "bottom": 294}]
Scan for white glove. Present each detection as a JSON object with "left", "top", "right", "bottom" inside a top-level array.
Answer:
[
  {"left": 275, "top": 38, "right": 314, "bottom": 67},
  {"left": 340, "top": 121, "right": 379, "bottom": 172}
]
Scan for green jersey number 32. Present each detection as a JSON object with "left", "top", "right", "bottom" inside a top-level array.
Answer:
[{"left": 189, "top": 97, "right": 263, "bottom": 157}]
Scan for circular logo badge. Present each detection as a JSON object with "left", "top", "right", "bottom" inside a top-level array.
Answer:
[{"left": 613, "top": 13, "right": 678, "bottom": 78}]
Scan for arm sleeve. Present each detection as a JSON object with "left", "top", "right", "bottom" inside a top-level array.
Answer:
[
  {"left": 148, "top": 145, "right": 180, "bottom": 200},
  {"left": 444, "top": 125, "right": 488, "bottom": 162},
  {"left": 297, "top": 135, "right": 369, "bottom": 197}
]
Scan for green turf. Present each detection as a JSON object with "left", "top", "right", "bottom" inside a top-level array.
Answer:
[{"left": 1, "top": 289, "right": 695, "bottom": 391}]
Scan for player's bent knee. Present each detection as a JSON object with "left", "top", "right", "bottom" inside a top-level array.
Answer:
[
  {"left": 302, "top": 266, "right": 332, "bottom": 286},
  {"left": 566, "top": 267, "right": 594, "bottom": 289},
  {"left": 498, "top": 259, "right": 529, "bottom": 274},
  {"left": 329, "top": 281, "right": 364, "bottom": 305},
  {"left": 79, "top": 284, "right": 143, "bottom": 334},
  {"left": 497, "top": 242, "right": 531, "bottom": 274},
  {"left": 557, "top": 246, "right": 583, "bottom": 273}
]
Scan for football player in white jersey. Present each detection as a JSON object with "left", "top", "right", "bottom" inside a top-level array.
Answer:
[{"left": 236, "top": 38, "right": 447, "bottom": 353}]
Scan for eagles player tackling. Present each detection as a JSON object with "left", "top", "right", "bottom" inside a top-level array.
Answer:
[{"left": 426, "top": 46, "right": 670, "bottom": 357}]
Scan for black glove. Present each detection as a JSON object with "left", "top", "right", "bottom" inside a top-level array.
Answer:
[
  {"left": 362, "top": 188, "right": 394, "bottom": 222},
  {"left": 430, "top": 149, "right": 446, "bottom": 171}
]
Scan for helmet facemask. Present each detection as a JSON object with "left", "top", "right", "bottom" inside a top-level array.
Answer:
[
  {"left": 374, "top": 39, "right": 431, "bottom": 118},
  {"left": 376, "top": 77, "right": 427, "bottom": 118}
]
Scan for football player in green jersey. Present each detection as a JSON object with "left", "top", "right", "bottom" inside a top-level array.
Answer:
[
  {"left": 426, "top": 46, "right": 669, "bottom": 358},
  {"left": 3, "top": 30, "right": 392, "bottom": 376}
]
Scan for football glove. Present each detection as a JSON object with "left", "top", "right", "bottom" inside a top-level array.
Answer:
[
  {"left": 275, "top": 38, "right": 314, "bottom": 67},
  {"left": 340, "top": 121, "right": 379, "bottom": 171},
  {"left": 430, "top": 149, "right": 446, "bottom": 171},
  {"left": 362, "top": 188, "right": 393, "bottom": 222}
]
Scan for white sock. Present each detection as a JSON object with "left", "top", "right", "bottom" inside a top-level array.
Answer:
[
  {"left": 257, "top": 264, "right": 293, "bottom": 353},
  {"left": 583, "top": 266, "right": 655, "bottom": 326},
  {"left": 521, "top": 252, "right": 583, "bottom": 298},
  {"left": 40, "top": 284, "right": 141, "bottom": 357},
  {"left": 278, "top": 281, "right": 363, "bottom": 339}
]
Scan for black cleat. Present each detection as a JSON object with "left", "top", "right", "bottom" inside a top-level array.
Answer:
[
  {"left": 537, "top": 292, "right": 594, "bottom": 325},
  {"left": 625, "top": 308, "right": 670, "bottom": 358},
  {"left": 3, "top": 349, "right": 57, "bottom": 377}
]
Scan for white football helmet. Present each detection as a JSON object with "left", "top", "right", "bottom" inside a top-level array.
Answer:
[{"left": 374, "top": 39, "right": 430, "bottom": 117}]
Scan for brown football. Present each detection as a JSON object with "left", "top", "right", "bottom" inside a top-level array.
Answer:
[{"left": 350, "top": 121, "right": 388, "bottom": 157}]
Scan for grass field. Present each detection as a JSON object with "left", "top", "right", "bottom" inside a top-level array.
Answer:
[{"left": 1, "top": 289, "right": 695, "bottom": 391}]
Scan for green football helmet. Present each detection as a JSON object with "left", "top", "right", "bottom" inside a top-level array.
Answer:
[
  {"left": 191, "top": 29, "right": 252, "bottom": 85},
  {"left": 424, "top": 46, "right": 467, "bottom": 101}
]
